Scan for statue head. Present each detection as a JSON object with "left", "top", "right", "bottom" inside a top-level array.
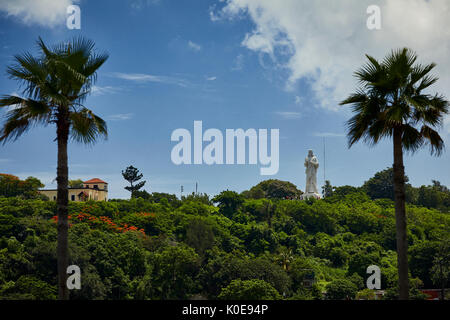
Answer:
[{"left": 308, "top": 149, "right": 314, "bottom": 157}]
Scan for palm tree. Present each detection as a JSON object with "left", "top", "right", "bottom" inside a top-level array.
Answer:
[
  {"left": 277, "top": 247, "right": 294, "bottom": 271},
  {"left": 340, "top": 48, "right": 449, "bottom": 300},
  {"left": 0, "top": 37, "right": 108, "bottom": 299}
]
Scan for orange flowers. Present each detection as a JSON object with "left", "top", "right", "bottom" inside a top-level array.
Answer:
[
  {"left": 136, "top": 212, "right": 156, "bottom": 218},
  {"left": 51, "top": 212, "right": 146, "bottom": 236}
]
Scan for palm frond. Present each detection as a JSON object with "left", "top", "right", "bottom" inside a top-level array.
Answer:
[
  {"left": 341, "top": 47, "right": 448, "bottom": 158},
  {"left": 420, "top": 125, "right": 445, "bottom": 156},
  {"left": 409, "top": 63, "right": 436, "bottom": 88},
  {"left": 416, "top": 75, "right": 439, "bottom": 92},
  {"left": 69, "top": 108, "right": 107, "bottom": 144},
  {"left": 0, "top": 96, "right": 52, "bottom": 143},
  {"left": 402, "top": 124, "right": 423, "bottom": 153},
  {"left": 7, "top": 52, "right": 48, "bottom": 100},
  {"left": 83, "top": 52, "right": 109, "bottom": 81}
]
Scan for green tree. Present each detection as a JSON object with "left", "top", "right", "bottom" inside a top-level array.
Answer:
[
  {"left": 322, "top": 180, "right": 334, "bottom": 198},
  {"left": 417, "top": 185, "right": 440, "bottom": 208},
  {"left": 255, "top": 199, "right": 276, "bottom": 228},
  {"left": 0, "top": 37, "right": 108, "bottom": 299},
  {"left": 0, "top": 275, "right": 57, "bottom": 300},
  {"left": 416, "top": 180, "right": 450, "bottom": 210},
  {"left": 409, "top": 240, "right": 440, "bottom": 287},
  {"left": 185, "top": 218, "right": 215, "bottom": 256},
  {"left": 340, "top": 48, "right": 449, "bottom": 299},
  {"left": 347, "top": 251, "right": 381, "bottom": 280},
  {"left": 332, "top": 185, "right": 360, "bottom": 198},
  {"left": 245, "top": 179, "right": 302, "bottom": 199},
  {"left": 68, "top": 179, "right": 84, "bottom": 188},
  {"left": 122, "top": 165, "right": 146, "bottom": 196},
  {"left": 356, "top": 288, "right": 376, "bottom": 300},
  {"left": 0, "top": 174, "right": 44, "bottom": 199},
  {"left": 133, "top": 191, "right": 182, "bottom": 207},
  {"left": 362, "top": 167, "right": 411, "bottom": 200},
  {"left": 432, "top": 180, "right": 449, "bottom": 192},
  {"left": 218, "top": 279, "right": 281, "bottom": 300},
  {"left": 182, "top": 192, "right": 212, "bottom": 205},
  {"left": 430, "top": 240, "right": 450, "bottom": 300},
  {"left": 325, "top": 279, "right": 358, "bottom": 300},
  {"left": 212, "top": 190, "right": 244, "bottom": 219},
  {"left": 152, "top": 245, "right": 200, "bottom": 299}
]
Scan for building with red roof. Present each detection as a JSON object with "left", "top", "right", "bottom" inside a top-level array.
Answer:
[
  {"left": 84, "top": 178, "right": 108, "bottom": 184},
  {"left": 39, "top": 178, "right": 108, "bottom": 202}
]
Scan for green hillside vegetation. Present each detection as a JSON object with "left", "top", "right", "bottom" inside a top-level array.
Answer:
[{"left": 0, "top": 172, "right": 449, "bottom": 300}]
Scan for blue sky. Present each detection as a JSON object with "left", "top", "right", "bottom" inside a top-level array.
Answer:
[{"left": 0, "top": 0, "right": 449, "bottom": 199}]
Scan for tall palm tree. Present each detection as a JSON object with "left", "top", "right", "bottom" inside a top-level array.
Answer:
[
  {"left": 0, "top": 37, "right": 108, "bottom": 299},
  {"left": 340, "top": 48, "right": 449, "bottom": 300}
]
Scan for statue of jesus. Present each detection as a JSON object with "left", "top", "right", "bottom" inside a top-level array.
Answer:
[{"left": 303, "top": 149, "right": 321, "bottom": 198}]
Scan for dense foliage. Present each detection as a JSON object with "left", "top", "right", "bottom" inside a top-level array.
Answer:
[
  {"left": 0, "top": 174, "right": 45, "bottom": 200},
  {"left": 0, "top": 175, "right": 449, "bottom": 300}
]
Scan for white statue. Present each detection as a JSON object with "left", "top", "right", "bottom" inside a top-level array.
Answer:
[{"left": 302, "top": 149, "right": 321, "bottom": 199}]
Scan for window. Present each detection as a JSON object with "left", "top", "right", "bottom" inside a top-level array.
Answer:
[
  {"left": 53, "top": 196, "right": 56, "bottom": 200},
  {"left": 94, "top": 185, "right": 98, "bottom": 189},
  {"left": 71, "top": 195, "right": 75, "bottom": 201}
]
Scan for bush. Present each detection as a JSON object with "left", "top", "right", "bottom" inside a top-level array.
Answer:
[
  {"left": 325, "top": 279, "right": 358, "bottom": 300},
  {"left": 218, "top": 279, "right": 281, "bottom": 300}
]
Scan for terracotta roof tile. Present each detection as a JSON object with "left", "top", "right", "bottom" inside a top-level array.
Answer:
[{"left": 83, "top": 178, "right": 107, "bottom": 184}]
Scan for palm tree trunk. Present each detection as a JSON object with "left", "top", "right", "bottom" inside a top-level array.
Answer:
[
  {"left": 393, "top": 127, "right": 409, "bottom": 300},
  {"left": 56, "top": 108, "right": 70, "bottom": 300}
]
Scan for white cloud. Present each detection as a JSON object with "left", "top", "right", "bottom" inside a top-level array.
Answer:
[
  {"left": 0, "top": 0, "right": 78, "bottom": 27},
  {"left": 313, "top": 132, "right": 345, "bottom": 138},
  {"left": 294, "top": 95, "right": 301, "bottom": 105},
  {"left": 206, "top": 76, "right": 217, "bottom": 81},
  {"left": 111, "top": 72, "right": 190, "bottom": 87},
  {"left": 130, "top": 0, "right": 160, "bottom": 10},
  {"left": 275, "top": 111, "right": 301, "bottom": 119},
  {"left": 91, "top": 86, "right": 121, "bottom": 96},
  {"left": 232, "top": 53, "right": 244, "bottom": 71},
  {"left": 106, "top": 113, "right": 134, "bottom": 121},
  {"left": 188, "top": 40, "right": 201, "bottom": 52},
  {"left": 213, "top": 0, "right": 450, "bottom": 117}
]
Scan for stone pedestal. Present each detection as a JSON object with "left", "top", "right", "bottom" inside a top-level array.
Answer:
[{"left": 300, "top": 192, "right": 322, "bottom": 200}]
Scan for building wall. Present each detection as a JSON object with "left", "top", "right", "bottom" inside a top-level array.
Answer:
[
  {"left": 84, "top": 183, "right": 108, "bottom": 191},
  {"left": 38, "top": 188, "right": 108, "bottom": 202}
]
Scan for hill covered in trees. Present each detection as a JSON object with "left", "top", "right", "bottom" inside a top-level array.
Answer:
[{"left": 0, "top": 170, "right": 449, "bottom": 300}]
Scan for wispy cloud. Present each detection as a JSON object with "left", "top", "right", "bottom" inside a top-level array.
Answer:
[
  {"left": 275, "top": 111, "right": 301, "bottom": 119},
  {"left": 91, "top": 85, "right": 122, "bottom": 96},
  {"left": 206, "top": 76, "right": 217, "bottom": 81},
  {"left": 130, "top": 0, "right": 160, "bottom": 10},
  {"left": 111, "top": 72, "right": 190, "bottom": 87},
  {"left": 0, "top": 158, "right": 11, "bottom": 163},
  {"left": 231, "top": 53, "right": 244, "bottom": 71},
  {"left": 188, "top": 40, "right": 201, "bottom": 52},
  {"left": 106, "top": 113, "right": 134, "bottom": 121},
  {"left": 313, "top": 132, "right": 345, "bottom": 138}
]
